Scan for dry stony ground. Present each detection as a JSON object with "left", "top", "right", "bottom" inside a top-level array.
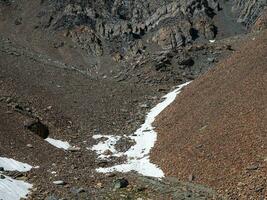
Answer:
[
  {"left": 0, "top": 1, "right": 266, "bottom": 199},
  {"left": 0, "top": 33, "right": 221, "bottom": 199},
  {"left": 0, "top": 43, "right": 161, "bottom": 199},
  {"left": 0, "top": 31, "right": 265, "bottom": 199},
  {"left": 152, "top": 30, "right": 267, "bottom": 200}
]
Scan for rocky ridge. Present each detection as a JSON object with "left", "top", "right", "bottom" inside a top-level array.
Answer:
[
  {"left": 1, "top": 0, "right": 266, "bottom": 84},
  {"left": 233, "top": 0, "right": 267, "bottom": 27}
]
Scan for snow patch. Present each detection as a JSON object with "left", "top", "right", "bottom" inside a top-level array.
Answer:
[
  {"left": 0, "top": 157, "right": 32, "bottom": 172},
  {"left": 91, "top": 135, "right": 122, "bottom": 159},
  {"left": 0, "top": 157, "right": 33, "bottom": 200},
  {"left": 91, "top": 82, "right": 191, "bottom": 178},
  {"left": 96, "top": 156, "right": 164, "bottom": 177},
  {"left": 45, "top": 137, "right": 71, "bottom": 150},
  {"left": 0, "top": 175, "right": 32, "bottom": 200}
]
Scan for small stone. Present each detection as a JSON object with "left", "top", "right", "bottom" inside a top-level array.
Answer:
[
  {"left": 157, "top": 88, "right": 166, "bottom": 92},
  {"left": 112, "top": 53, "right": 123, "bottom": 62},
  {"left": 27, "top": 144, "right": 33, "bottom": 148},
  {"left": 103, "top": 149, "right": 113, "bottom": 156},
  {"left": 188, "top": 174, "right": 195, "bottom": 182},
  {"left": 53, "top": 180, "right": 66, "bottom": 185},
  {"left": 199, "top": 125, "right": 208, "bottom": 131},
  {"left": 16, "top": 175, "right": 28, "bottom": 181},
  {"left": 255, "top": 186, "right": 264, "bottom": 192},
  {"left": 0, "top": 175, "right": 5, "bottom": 179},
  {"left": 25, "top": 107, "right": 31, "bottom": 112},
  {"left": 106, "top": 173, "right": 116, "bottom": 178},
  {"left": 96, "top": 160, "right": 108, "bottom": 167},
  {"left": 14, "top": 18, "right": 22, "bottom": 25},
  {"left": 45, "top": 196, "right": 58, "bottom": 200},
  {"left": 140, "top": 104, "right": 149, "bottom": 108},
  {"left": 195, "top": 144, "right": 203, "bottom": 149},
  {"left": 237, "top": 182, "right": 245, "bottom": 187},
  {"left": 114, "top": 178, "right": 129, "bottom": 189},
  {"left": 53, "top": 42, "right": 64, "bottom": 49},
  {"left": 137, "top": 186, "right": 147, "bottom": 192},
  {"left": 0, "top": 167, "right": 4, "bottom": 171},
  {"left": 70, "top": 187, "right": 85, "bottom": 194},
  {"left": 186, "top": 192, "right": 192, "bottom": 197},
  {"left": 44, "top": 106, "right": 53, "bottom": 111},
  {"left": 120, "top": 109, "right": 128, "bottom": 113},
  {"left": 246, "top": 164, "right": 259, "bottom": 170},
  {"left": 207, "top": 57, "right": 215, "bottom": 63},
  {"left": 225, "top": 44, "right": 232, "bottom": 50},
  {"left": 67, "top": 147, "right": 81, "bottom": 152},
  {"left": 178, "top": 56, "right": 194, "bottom": 66},
  {"left": 6, "top": 97, "right": 12, "bottom": 103},
  {"left": 96, "top": 182, "right": 103, "bottom": 188},
  {"left": 71, "top": 165, "right": 77, "bottom": 170}
]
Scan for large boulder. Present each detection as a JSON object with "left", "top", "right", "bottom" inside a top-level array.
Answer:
[{"left": 152, "top": 26, "right": 185, "bottom": 50}]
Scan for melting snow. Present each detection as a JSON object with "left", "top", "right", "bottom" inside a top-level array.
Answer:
[
  {"left": 0, "top": 157, "right": 32, "bottom": 172},
  {"left": 0, "top": 175, "right": 33, "bottom": 200},
  {"left": 91, "top": 135, "right": 122, "bottom": 159},
  {"left": 91, "top": 82, "right": 191, "bottom": 178},
  {"left": 0, "top": 157, "right": 33, "bottom": 200},
  {"left": 45, "top": 137, "right": 71, "bottom": 150}
]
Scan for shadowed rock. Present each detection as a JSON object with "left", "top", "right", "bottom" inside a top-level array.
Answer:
[{"left": 24, "top": 119, "right": 49, "bottom": 139}]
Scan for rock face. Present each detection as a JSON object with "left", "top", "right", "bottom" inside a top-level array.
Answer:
[
  {"left": 38, "top": 0, "right": 220, "bottom": 55},
  {"left": 32, "top": 0, "right": 266, "bottom": 66},
  {"left": 0, "top": 0, "right": 266, "bottom": 83},
  {"left": 232, "top": 0, "right": 267, "bottom": 27}
]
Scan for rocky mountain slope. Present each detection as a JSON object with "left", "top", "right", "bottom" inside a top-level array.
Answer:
[
  {"left": 0, "top": 0, "right": 266, "bottom": 199},
  {"left": 1, "top": 0, "right": 265, "bottom": 83},
  {"left": 233, "top": 0, "right": 266, "bottom": 27},
  {"left": 152, "top": 29, "right": 267, "bottom": 199}
]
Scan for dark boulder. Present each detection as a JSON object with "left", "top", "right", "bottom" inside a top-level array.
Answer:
[{"left": 24, "top": 119, "right": 49, "bottom": 139}]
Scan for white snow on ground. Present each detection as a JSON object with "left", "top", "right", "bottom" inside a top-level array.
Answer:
[
  {"left": 0, "top": 157, "right": 33, "bottom": 200},
  {"left": 97, "top": 156, "right": 163, "bottom": 177},
  {"left": 0, "top": 175, "right": 33, "bottom": 200},
  {"left": 91, "top": 135, "right": 122, "bottom": 159},
  {"left": 91, "top": 82, "right": 191, "bottom": 178},
  {"left": 0, "top": 157, "right": 32, "bottom": 172},
  {"left": 45, "top": 137, "right": 71, "bottom": 150}
]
